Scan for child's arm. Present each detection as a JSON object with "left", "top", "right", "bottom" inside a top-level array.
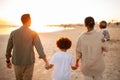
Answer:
[
  {"left": 71, "top": 59, "right": 80, "bottom": 70},
  {"left": 45, "top": 64, "right": 54, "bottom": 70}
]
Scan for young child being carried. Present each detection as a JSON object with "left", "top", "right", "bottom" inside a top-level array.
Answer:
[{"left": 99, "top": 20, "right": 110, "bottom": 41}]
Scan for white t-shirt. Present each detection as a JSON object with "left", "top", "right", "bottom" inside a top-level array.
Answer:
[{"left": 50, "top": 51, "right": 75, "bottom": 80}]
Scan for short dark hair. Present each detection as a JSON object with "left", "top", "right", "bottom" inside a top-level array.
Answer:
[
  {"left": 56, "top": 37, "right": 72, "bottom": 50},
  {"left": 84, "top": 16, "right": 95, "bottom": 28},
  {"left": 21, "top": 13, "right": 30, "bottom": 24},
  {"left": 99, "top": 21, "right": 107, "bottom": 29}
]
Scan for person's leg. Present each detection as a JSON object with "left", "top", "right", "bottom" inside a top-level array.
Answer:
[
  {"left": 23, "top": 64, "right": 34, "bottom": 80},
  {"left": 83, "top": 75, "right": 92, "bottom": 80},
  {"left": 14, "top": 65, "right": 25, "bottom": 80},
  {"left": 93, "top": 74, "right": 103, "bottom": 80}
]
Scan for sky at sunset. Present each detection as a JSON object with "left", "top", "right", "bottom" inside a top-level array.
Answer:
[{"left": 0, "top": 0, "right": 120, "bottom": 26}]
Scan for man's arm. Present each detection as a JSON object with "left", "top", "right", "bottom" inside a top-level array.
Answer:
[
  {"left": 45, "top": 64, "right": 53, "bottom": 70},
  {"left": 42, "top": 57, "right": 49, "bottom": 67},
  {"left": 6, "top": 33, "right": 13, "bottom": 68},
  {"left": 33, "top": 34, "right": 49, "bottom": 65},
  {"left": 34, "top": 34, "right": 46, "bottom": 58}
]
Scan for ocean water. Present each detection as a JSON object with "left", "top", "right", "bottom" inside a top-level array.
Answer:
[
  {"left": 0, "top": 25, "right": 74, "bottom": 34},
  {"left": 0, "top": 25, "right": 19, "bottom": 34}
]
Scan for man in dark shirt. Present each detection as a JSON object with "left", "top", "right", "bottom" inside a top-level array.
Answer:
[{"left": 6, "top": 13, "right": 49, "bottom": 80}]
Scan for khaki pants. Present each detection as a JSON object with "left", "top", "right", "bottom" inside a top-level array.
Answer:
[{"left": 14, "top": 64, "right": 34, "bottom": 80}]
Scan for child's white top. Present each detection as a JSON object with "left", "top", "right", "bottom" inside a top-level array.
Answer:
[{"left": 50, "top": 51, "right": 75, "bottom": 80}]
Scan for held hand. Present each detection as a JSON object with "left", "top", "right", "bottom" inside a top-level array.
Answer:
[
  {"left": 45, "top": 66, "right": 49, "bottom": 70},
  {"left": 45, "top": 63, "right": 50, "bottom": 70},
  {"left": 75, "top": 59, "right": 79, "bottom": 68},
  {"left": 7, "top": 62, "right": 12, "bottom": 69},
  {"left": 71, "top": 66, "right": 78, "bottom": 70},
  {"left": 75, "top": 63, "right": 79, "bottom": 68},
  {"left": 45, "top": 64, "right": 53, "bottom": 70}
]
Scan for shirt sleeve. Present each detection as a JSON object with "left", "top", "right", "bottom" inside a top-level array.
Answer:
[
  {"left": 33, "top": 33, "right": 46, "bottom": 58},
  {"left": 50, "top": 54, "right": 56, "bottom": 64},
  {"left": 70, "top": 56, "right": 75, "bottom": 66},
  {"left": 76, "top": 37, "right": 82, "bottom": 59},
  {"left": 6, "top": 32, "right": 13, "bottom": 59}
]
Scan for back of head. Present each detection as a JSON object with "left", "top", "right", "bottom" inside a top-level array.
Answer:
[
  {"left": 21, "top": 13, "right": 31, "bottom": 24},
  {"left": 84, "top": 16, "right": 95, "bottom": 28},
  {"left": 99, "top": 21, "right": 107, "bottom": 29},
  {"left": 56, "top": 37, "right": 72, "bottom": 50}
]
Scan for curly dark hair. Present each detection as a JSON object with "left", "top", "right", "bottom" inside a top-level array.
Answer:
[{"left": 56, "top": 37, "right": 72, "bottom": 50}]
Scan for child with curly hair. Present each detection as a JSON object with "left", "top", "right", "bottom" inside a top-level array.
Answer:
[{"left": 46, "top": 37, "right": 77, "bottom": 80}]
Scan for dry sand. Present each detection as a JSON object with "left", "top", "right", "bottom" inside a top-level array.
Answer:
[{"left": 0, "top": 26, "right": 120, "bottom": 80}]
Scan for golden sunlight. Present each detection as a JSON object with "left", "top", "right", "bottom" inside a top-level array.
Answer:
[
  {"left": 30, "top": 25, "right": 65, "bottom": 33},
  {"left": 1, "top": 0, "right": 120, "bottom": 33}
]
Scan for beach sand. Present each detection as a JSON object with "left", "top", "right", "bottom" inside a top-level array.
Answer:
[{"left": 0, "top": 26, "right": 120, "bottom": 80}]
